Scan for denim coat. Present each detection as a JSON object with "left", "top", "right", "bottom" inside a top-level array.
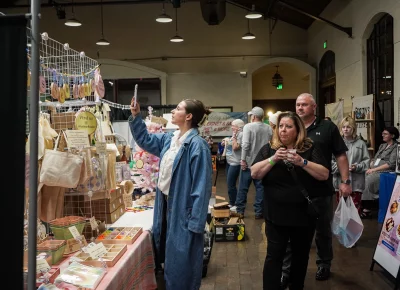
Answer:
[{"left": 129, "top": 116, "right": 212, "bottom": 290}]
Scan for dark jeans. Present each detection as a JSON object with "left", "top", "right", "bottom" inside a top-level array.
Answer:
[
  {"left": 236, "top": 168, "right": 264, "bottom": 215},
  {"left": 282, "top": 195, "right": 333, "bottom": 277},
  {"left": 226, "top": 163, "right": 241, "bottom": 206},
  {"left": 264, "top": 220, "right": 316, "bottom": 290}
]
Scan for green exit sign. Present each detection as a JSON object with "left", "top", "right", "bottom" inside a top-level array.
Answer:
[
  {"left": 277, "top": 84, "right": 283, "bottom": 90},
  {"left": 323, "top": 41, "right": 327, "bottom": 49}
]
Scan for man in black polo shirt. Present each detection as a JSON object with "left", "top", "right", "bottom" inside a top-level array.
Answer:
[{"left": 280, "top": 93, "right": 352, "bottom": 288}]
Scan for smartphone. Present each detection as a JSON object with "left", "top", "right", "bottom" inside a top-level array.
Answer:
[{"left": 133, "top": 84, "right": 138, "bottom": 108}]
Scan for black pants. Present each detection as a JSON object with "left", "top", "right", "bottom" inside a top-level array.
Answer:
[
  {"left": 282, "top": 195, "right": 333, "bottom": 277},
  {"left": 264, "top": 220, "right": 316, "bottom": 290}
]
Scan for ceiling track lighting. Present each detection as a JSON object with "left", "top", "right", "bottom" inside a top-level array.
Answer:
[
  {"left": 170, "top": 8, "right": 184, "bottom": 43},
  {"left": 156, "top": 2, "right": 172, "bottom": 23},
  {"left": 65, "top": 0, "right": 82, "bottom": 27},
  {"left": 245, "top": 4, "right": 263, "bottom": 19},
  {"left": 96, "top": 0, "right": 110, "bottom": 45},
  {"left": 242, "top": 19, "right": 255, "bottom": 40}
]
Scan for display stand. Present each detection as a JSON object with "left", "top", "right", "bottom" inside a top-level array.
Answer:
[
  {"left": 351, "top": 94, "right": 376, "bottom": 157},
  {"left": 370, "top": 175, "right": 400, "bottom": 289}
]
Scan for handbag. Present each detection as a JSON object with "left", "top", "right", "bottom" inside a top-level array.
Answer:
[
  {"left": 286, "top": 161, "right": 320, "bottom": 219},
  {"left": 39, "top": 132, "right": 84, "bottom": 188}
]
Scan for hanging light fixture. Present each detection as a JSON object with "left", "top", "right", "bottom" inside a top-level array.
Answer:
[
  {"left": 272, "top": 66, "right": 283, "bottom": 88},
  {"left": 65, "top": 0, "right": 82, "bottom": 27},
  {"left": 170, "top": 8, "right": 184, "bottom": 43},
  {"left": 246, "top": 4, "right": 263, "bottom": 19},
  {"left": 96, "top": 0, "right": 110, "bottom": 45},
  {"left": 242, "top": 19, "right": 255, "bottom": 40},
  {"left": 156, "top": 2, "right": 173, "bottom": 23}
]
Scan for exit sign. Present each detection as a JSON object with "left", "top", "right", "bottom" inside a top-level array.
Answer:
[
  {"left": 276, "top": 84, "right": 283, "bottom": 90},
  {"left": 323, "top": 40, "right": 327, "bottom": 49}
]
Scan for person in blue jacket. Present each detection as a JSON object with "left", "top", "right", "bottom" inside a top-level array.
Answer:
[{"left": 129, "top": 98, "right": 212, "bottom": 290}]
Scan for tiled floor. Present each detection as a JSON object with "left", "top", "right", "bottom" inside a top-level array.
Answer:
[{"left": 199, "top": 164, "right": 395, "bottom": 290}]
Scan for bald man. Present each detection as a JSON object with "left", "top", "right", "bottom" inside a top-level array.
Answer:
[{"left": 280, "top": 93, "right": 351, "bottom": 288}]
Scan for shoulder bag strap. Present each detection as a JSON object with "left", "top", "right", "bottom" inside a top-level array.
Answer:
[{"left": 288, "top": 168, "right": 313, "bottom": 205}]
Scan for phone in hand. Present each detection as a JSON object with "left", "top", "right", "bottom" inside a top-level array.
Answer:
[{"left": 133, "top": 84, "right": 138, "bottom": 108}]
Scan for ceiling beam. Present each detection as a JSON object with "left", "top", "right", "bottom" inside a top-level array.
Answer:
[{"left": 277, "top": 0, "right": 352, "bottom": 38}]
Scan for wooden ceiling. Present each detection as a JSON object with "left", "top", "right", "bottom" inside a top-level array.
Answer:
[{"left": 231, "top": 0, "right": 333, "bottom": 29}]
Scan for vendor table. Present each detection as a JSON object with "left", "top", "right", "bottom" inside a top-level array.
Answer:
[
  {"left": 57, "top": 230, "right": 157, "bottom": 290},
  {"left": 378, "top": 172, "right": 397, "bottom": 223}
]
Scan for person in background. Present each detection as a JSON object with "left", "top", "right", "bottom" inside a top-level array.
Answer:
[
  {"left": 269, "top": 111, "right": 282, "bottom": 130},
  {"left": 332, "top": 116, "right": 370, "bottom": 215},
  {"left": 361, "top": 126, "right": 399, "bottom": 218},
  {"left": 235, "top": 106, "right": 273, "bottom": 219},
  {"left": 221, "top": 119, "right": 245, "bottom": 207},
  {"left": 251, "top": 111, "right": 329, "bottom": 290},
  {"left": 129, "top": 99, "right": 212, "bottom": 290},
  {"left": 280, "top": 94, "right": 351, "bottom": 288}
]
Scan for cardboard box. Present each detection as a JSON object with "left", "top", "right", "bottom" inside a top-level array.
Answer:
[
  {"left": 212, "top": 208, "right": 230, "bottom": 218},
  {"left": 211, "top": 217, "right": 245, "bottom": 242},
  {"left": 94, "top": 205, "right": 125, "bottom": 224},
  {"left": 83, "top": 195, "right": 123, "bottom": 214}
]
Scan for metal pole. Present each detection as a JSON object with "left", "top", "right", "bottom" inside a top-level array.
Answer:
[{"left": 28, "top": 0, "right": 40, "bottom": 288}]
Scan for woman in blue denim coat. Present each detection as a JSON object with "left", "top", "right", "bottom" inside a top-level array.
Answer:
[{"left": 129, "top": 99, "right": 212, "bottom": 290}]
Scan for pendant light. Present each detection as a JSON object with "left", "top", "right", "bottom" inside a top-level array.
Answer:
[
  {"left": 156, "top": 2, "right": 173, "bottom": 23},
  {"left": 272, "top": 66, "right": 283, "bottom": 87},
  {"left": 170, "top": 8, "right": 184, "bottom": 43},
  {"left": 65, "top": 0, "right": 82, "bottom": 27},
  {"left": 242, "top": 19, "right": 256, "bottom": 40},
  {"left": 245, "top": 4, "right": 263, "bottom": 19},
  {"left": 96, "top": 0, "right": 110, "bottom": 46}
]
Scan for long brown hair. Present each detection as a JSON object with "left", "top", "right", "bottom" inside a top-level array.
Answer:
[
  {"left": 183, "top": 99, "right": 211, "bottom": 128},
  {"left": 270, "top": 111, "right": 313, "bottom": 153}
]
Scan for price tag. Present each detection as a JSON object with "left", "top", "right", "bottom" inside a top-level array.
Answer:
[
  {"left": 37, "top": 259, "right": 51, "bottom": 273},
  {"left": 68, "top": 226, "right": 81, "bottom": 239},
  {"left": 96, "top": 141, "right": 107, "bottom": 155},
  {"left": 86, "top": 242, "right": 108, "bottom": 259},
  {"left": 90, "top": 216, "right": 98, "bottom": 230}
]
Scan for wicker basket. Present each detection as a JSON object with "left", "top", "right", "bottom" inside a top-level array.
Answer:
[
  {"left": 49, "top": 216, "right": 86, "bottom": 240},
  {"left": 37, "top": 240, "right": 67, "bottom": 264}
]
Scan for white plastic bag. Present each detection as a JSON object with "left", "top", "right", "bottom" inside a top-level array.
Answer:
[{"left": 332, "top": 197, "right": 364, "bottom": 248}]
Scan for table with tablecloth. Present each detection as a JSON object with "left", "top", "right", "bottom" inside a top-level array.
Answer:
[{"left": 378, "top": 172, "right": 397, "bottom": 223}]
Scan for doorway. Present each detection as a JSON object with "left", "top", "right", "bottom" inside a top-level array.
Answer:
[{"left": 318, "top": 51, "right": 336, "bottom": 118}]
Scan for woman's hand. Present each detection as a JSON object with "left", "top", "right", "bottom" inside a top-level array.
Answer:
[
  {"left": 349, "top": 164, "right": 357, "bottom": 172},
  {"left": 366, "top": 168, "right": 376, "bottom": 175},
  {"left": 287, "top": 152, "right": 304, "bottom": 167},
  {"left": 273, "top": 147, "right": 287, "bottom": 162},
  {"left": 130, "top": 98, "right": 141, "bottom": 116}
]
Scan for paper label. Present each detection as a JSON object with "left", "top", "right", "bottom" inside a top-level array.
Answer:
[
  {"left": 68, "top": 226, "right": 81, "bottom": 239},
  {"left": 75, "top": 111, "right": 97, "bottom": 135},
  {"left": 87, "top": 242, "right": 107, "bottom": 259},
  {"left": 90, "top": 217, "right": 98, "bottom": 230},
  {"left": 374, "top": 158, "right": 381, "bottom": 166},
  {"left": 96, "top": 141, "right": 107, "bottom": 155},
  {"left": 37, "top": 259, "right": 51, "bottom": 273},
  {"left": 65, "top": 130, "right": 90, "bottom": 148}
]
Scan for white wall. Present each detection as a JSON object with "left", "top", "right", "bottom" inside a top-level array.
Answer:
[
  {"left": 307, "top": 0, "right": 400, "bottom": 122},
  {"left": 252, "top": 62, "right": 310, "bottom": 100}
]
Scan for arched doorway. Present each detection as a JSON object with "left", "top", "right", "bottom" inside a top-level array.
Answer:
[{"left": 318, "top": 50, "right": 335, "bottom": 118}]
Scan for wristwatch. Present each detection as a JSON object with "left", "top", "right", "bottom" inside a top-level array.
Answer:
[
  {"left": 341, "top": 179, "right": 351, "bottom": 185},
  {"left": 301, "top": 159, "right": 308, "bottom": 167}
]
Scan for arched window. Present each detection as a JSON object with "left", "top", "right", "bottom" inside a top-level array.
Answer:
[
  {"left": 367, "top": 14, "right": 394, "bottom": 128},
  {"left": 318, "top": 50, "right": 336, "bottom": 117}
]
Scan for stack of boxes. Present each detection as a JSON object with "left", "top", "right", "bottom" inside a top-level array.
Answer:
[{"left": 211, "top": 202, "right": 245, "bottom": 242}]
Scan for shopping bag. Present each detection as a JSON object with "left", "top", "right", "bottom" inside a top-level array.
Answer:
[{"left": 332, "top": 196, "right": 364, "bottom": 248}]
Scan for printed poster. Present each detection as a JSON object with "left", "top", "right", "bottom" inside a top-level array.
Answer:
[
  {"left": 352, "top": 94, "right": 373, "bottom": 141},
  {"left": 199, "top": 112, "right": 247, "bottom": 137},
  {"left": 325, "top": 100, "right": 343, "bottom": 127},
  {"left": 374, "top": 175, "right": 400, "bottom": 277}
]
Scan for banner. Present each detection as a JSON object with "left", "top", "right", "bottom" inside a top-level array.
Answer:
[
  {"left": 199, "top": 112, "right": 248, "bottom": 137},
  {"left": 373, "top": 175, "right": 400, "bottom": 277},
  {"left": 352, "top": 94, "right": 374, "bottom": 141},
  {"left": 325, "top": 100, "right": 344, "bottom": 127}
]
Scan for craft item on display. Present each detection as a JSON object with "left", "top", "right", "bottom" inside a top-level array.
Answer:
[
  {"left": 63, "top": 76, "right": 70, "bottom": 99},
  {"left": 79, "top": 79, "right": 86, "bottom": 98},
  {"left": 134, "top": 193, "right": 155, "bottom": 207},
  {"left": 115, "top": 162, "right": 124, "bottom": 183},
  {"left": 71, "top": 244, "right": 127, "bottom": 268},
  {"left": 73, "top": 78, "right": 79, "bottom": 99},
  {"left": 48, "top": 216, "right": 86, "bottom": 240},
  {"left": 36, "top": 267, "right": 60, "bottom": 287},
  {"left": 132, "top": 149, "right": 160, "bottom": 192},
  {"left": 39, "top": 75, "right": 46, "bottom": 94},
  {"left": 37, "top": 240, "right": 67, "bottom": 265},
  {"left": 96, "top": 227, "right": 142, "bottom": 245},
  {"left": 125, "top": 205, "right": 153, "bottom": 213},
  {"left": 78, "top": 157, "right": 103, "bottom": 192},
  {"left": 75, "top": 111, "right": 97, "bottom": 135},
  {"left": 94, "top": 68, "right": 105, "bottom": 99},
  {"left": 54, "top": 262, "right": 106, "bottom": 289},
  {"left": 64, "top": 235, "right": 88, "bottom": 255}
]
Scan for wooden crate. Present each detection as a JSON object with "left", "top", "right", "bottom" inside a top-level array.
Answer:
[
  {"left": 96, "top": 227, "right": 143, "bottom": 245},
  {"left": 71, "top": 244, "right": 127, "bottom": 267}
]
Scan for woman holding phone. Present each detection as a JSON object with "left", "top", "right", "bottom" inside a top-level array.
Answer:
[{"left": 129, "top": 98, "right": 212, "bottom": 290}]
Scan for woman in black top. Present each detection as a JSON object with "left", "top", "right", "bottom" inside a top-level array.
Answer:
[{"left": 251, "top": 111, "right": 329, "bottom": 290}]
